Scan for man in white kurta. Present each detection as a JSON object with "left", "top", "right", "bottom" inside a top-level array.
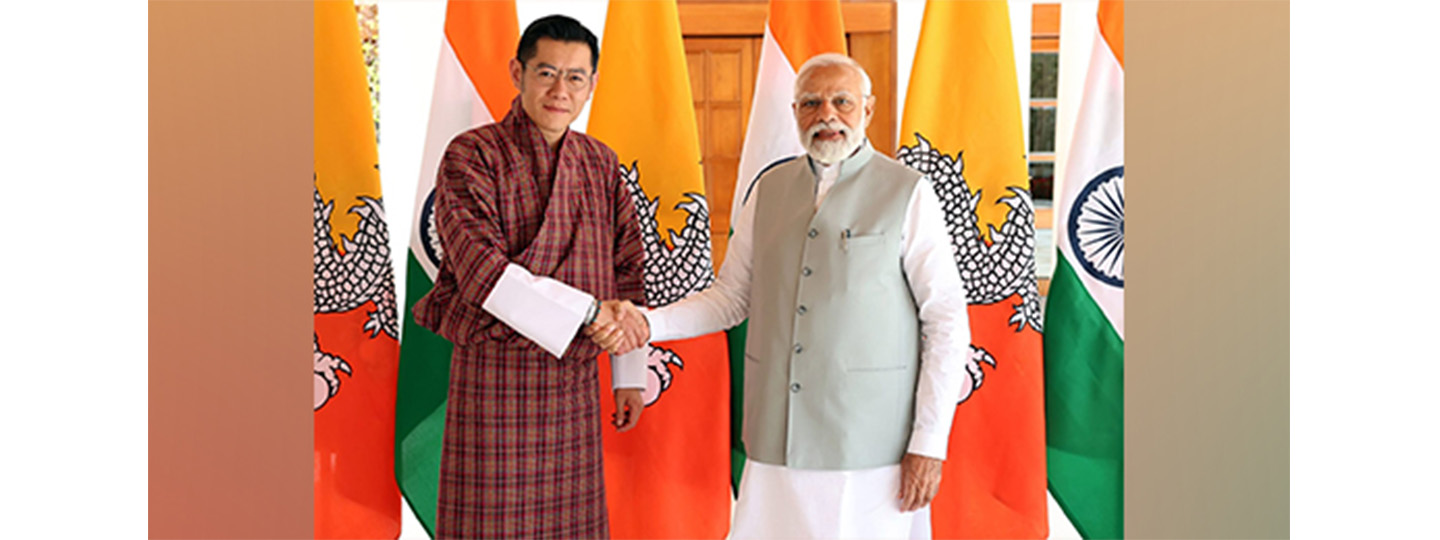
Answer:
[{"left": 604, "top": 53, "right": 972, "bottom": 539}]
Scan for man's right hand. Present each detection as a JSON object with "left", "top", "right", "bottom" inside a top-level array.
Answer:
[
  {"left": 585, "top": 300, "right": 650, "bottom": 354},
  {"left": 898, "top": 453, "right": 944, "bottom": 512}
]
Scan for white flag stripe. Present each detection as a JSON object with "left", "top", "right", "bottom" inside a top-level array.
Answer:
[
  {"left": 1055, "top": 14, "right": 1125, "bottom": 337},
  {"left": 410, "top": 37, "right": 494, "bottom": 280},
  {"left": 731, "top": 29, "right": 803, "bottom": 224},
  {"left": 1054, "top": 0, "right": 1098, "bottom": 228}
]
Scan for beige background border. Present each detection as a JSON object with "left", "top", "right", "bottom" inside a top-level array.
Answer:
[{"left": 1129, "top": 1, "right": 1289, "bottom": 538}]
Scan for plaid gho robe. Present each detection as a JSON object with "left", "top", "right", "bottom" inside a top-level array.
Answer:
[{"left": 414, "top": 97, "right": 645, "bottom": 539}]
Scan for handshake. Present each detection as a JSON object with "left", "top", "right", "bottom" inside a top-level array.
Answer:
[{"left": 583, "top": 300, "right": 651, "bottom": 355}]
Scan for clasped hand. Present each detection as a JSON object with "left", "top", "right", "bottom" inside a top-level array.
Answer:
[{"left": 582, "top": 300, "right": 650, "bottom": 355}]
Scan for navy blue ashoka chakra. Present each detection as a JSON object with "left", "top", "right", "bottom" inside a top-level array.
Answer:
[{"left": 1067, "top": 165, "right": 1124, "bottom": 288}]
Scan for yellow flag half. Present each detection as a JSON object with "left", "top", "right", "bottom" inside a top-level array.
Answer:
[
  {"left": 313, "top": 1, "right": 400, "bottom": 538},
  {"left": 899, "top": 1, "right": 1047, "bottom": 538},
  {"left": 587, "top": 1, "right": 732, "bottom": 538}
]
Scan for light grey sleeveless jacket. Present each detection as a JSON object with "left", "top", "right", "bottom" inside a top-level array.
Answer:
[{"left": 744, "top": 142, "right": 924, "bottom": 470}]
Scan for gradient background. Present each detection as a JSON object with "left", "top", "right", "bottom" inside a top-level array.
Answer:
[
  {"left": 149, "top": 1, "right": 313, "bottom": 538},
  {"left": 141, "top": 0, "right": 1291, "bottom": 537},
  {"left": 1128, "top": 2, "right": 1288, "bottom": 538}
]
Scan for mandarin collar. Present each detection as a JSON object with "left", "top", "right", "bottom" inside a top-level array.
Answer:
[{"left": 806, "top": 139, "right": 876, "bottom": 183}]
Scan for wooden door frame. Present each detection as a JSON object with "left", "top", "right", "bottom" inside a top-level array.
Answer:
[{"left": 678, "top": 0, "right": 895, "bottom": 35}]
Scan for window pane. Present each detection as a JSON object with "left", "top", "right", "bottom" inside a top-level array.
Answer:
[
  {"left": 1029, "top": 162, "right": 1054, "bottom": 201},
  {"left": 1036, "top": 226, "right": 1055, "bottom": 280},
  {"left": 1030, "top": 52, "right": 1058, "bottom": 98},
  {"left": 1030, "top": 106, "right": 1056, "bottom": 153}
]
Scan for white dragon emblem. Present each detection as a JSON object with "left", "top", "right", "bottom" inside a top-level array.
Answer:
[
  {"left": 897, "top": 134, "right": 1044, "bottom": 403},
  {"left": 619, "top": 162, "right": 717, "bottom": 406},
  {"left": 313, "top": 184, "right": 398, "bottom": 410}
]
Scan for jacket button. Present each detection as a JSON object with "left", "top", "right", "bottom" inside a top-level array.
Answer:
[
  {"left": 802, "top": 267, "right": 813, "bottom": 277},
  {"left": 797, "top": 305, "right": 807, "bottom": 315},
  {"left": 808, "top": 228, "right": 818, "bottom": 238},
  {"left": 790, "top": 383, "right": 801, "bottom": 393},
  {"left": 794, "top": 344, "right": 803, "bottom": 354}
]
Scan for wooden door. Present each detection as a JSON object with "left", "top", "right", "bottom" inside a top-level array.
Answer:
[{"left": 685, "top": 37, "right": 757, "bottom": 269}]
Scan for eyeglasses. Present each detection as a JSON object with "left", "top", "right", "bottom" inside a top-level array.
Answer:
[
  {"left": 527, "top": 66, "right": 592, "bottom": 92},
  {"left": 795, "top": 94, "right": 863, "bottom": 115}
]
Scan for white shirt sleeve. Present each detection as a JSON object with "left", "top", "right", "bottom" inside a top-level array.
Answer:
[
  {"left": 900, "top": 178, "right": 973, "bottom": 460},
  {"left": 610, "top": 347, "right": 648, "bottom": 390},
  {"left": 480, "top": 263, "right": 594, "bottom": 359},
  {"left": 481, "top": 263, "right": 651, "bottom": 391},
  {"left": 644, "top": 184, "right": 757, "bottom": 342}
]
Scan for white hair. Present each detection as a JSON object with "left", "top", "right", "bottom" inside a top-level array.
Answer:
[{"left": 794, "top": 52, "right": 872, "bottom": 98}]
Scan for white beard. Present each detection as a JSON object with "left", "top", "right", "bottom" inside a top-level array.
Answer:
[{"left": 803, "top": 120, "right": 864, "bottom": 164}]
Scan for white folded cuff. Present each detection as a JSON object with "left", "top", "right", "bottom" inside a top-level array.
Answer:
[
  {"left": 611, "top": 346, "right": 649, "bottom": 390},
  {"left": 642, "top": 307, "right": 669, "bottom": 342},
  {"left": 480, "top": 263, "right": 594, "bottom": 359},
  {"left": 905, "top": 429, "right": 950, "bottom": 461}
]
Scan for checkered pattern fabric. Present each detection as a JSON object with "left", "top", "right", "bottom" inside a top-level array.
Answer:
[{"left": 414, "top": 97, "right": 645, "bottom": 538}]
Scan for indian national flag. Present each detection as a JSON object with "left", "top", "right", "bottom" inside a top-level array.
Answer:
[
  {"left": 731, "top": 0, "right": 846, "bottom": 222},
  {"left": 392, "top": 1, "right": 517, "bottom": 536},
  {"left": 898, "top": 0, "right": 1048, "bottom": 537},
  {"left": 585, "top": 1, "right": 732, "bottom": 537},
  {"left": 726, "top": 0, "right": 847, "bottom": 490},
  {"left": 1044, "top": 1, "right": 1125, "bottom": 538},
  {"left": 313, "top": 0, "right": 401, "bottom": 538}
]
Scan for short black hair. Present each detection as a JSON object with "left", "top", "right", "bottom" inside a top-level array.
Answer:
[{"left": 516, "top": 14, "right": 600, "bottom": 72}]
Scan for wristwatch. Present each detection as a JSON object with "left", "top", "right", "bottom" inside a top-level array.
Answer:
[{"left": 582, "top": 298, "right": 600, "bottom": 327}]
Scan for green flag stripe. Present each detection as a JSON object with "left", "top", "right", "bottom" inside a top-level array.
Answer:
[
  {"left": 725, "top": 320, "right": 748, "bottom": 495},
  {"left": 395, "top": 251, "right": 453, "bottom": 538},
  {"left": 398, "top": 400, "right": 447, "bottom": 536},
  {"left": 1044, "top": 255, "right": 1123, "bottom": 539}
]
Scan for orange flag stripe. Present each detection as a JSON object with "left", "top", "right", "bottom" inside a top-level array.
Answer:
[
  {"left": 444, "top": 0, "right": 519, "bottom": 119},
  {"left": 1100, "top": 0, "right": 1124, "bottom": 68},
  {"left": 769, "top": 0, "right": 847, "bottom": 69}
]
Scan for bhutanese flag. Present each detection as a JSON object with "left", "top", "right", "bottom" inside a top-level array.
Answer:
[
  {"left": 392, "top": 1, "right": 517, "bottom": 536},
  {"left": 898, "top": 0, "right": 1048, "bottom": 537},
  {"left": 726, "top": 0, "right": 847, "bottom": 490},
  {"left": 585, "top": 1, "right": 732, "bottom": 537},
  {"left": 1045, "top": 1, "right": 1124, "bottom": 538},
  {"left": 313, "top": 1, "right": 401, "bottom": 538}
]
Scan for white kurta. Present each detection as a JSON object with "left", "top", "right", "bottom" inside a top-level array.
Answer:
[{"left": 646, "top": 147, "right": 972, "bottom": 539}]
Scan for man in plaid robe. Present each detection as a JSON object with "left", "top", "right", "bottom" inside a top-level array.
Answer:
[{"left": 412, "top": 15, "right": 649, "bottom": 539}]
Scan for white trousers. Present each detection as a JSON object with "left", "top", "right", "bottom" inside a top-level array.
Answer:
[{"left": 730, "top": 460, "right": 932, "bottom": 540}]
